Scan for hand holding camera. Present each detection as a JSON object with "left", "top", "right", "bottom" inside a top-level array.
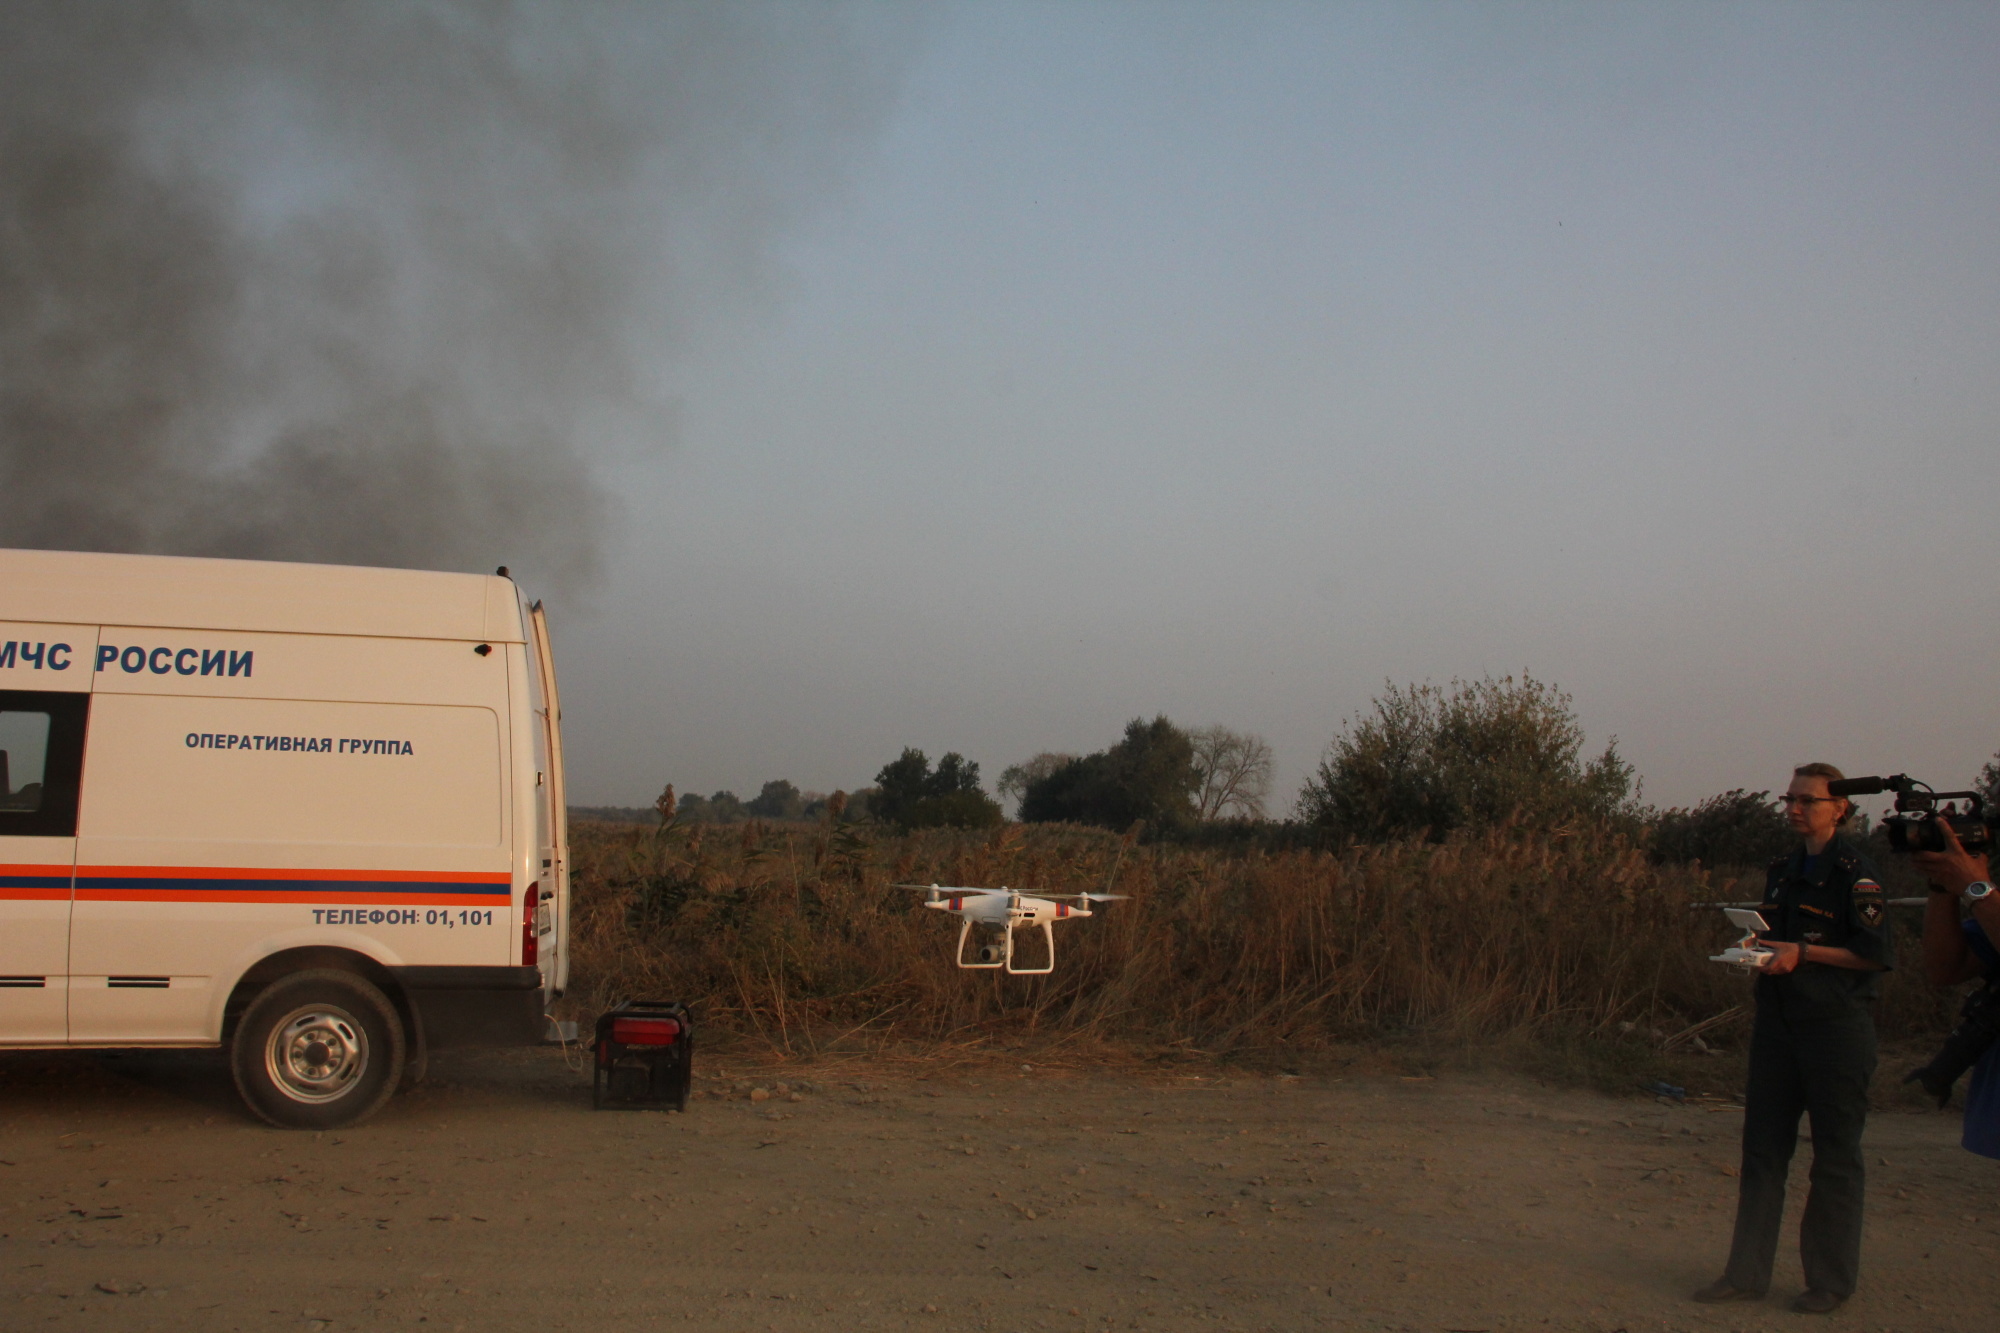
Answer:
[
  {"left": 1826, "top": 773, "right": 1994, "bottom": 856},
  {"left": 1910, "top": 816, "right": 1991, "bottom": 897}
]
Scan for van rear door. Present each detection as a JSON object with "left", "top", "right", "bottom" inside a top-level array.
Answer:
[{"left": 526, "top": 602, "right": 569, "bottom": 995}]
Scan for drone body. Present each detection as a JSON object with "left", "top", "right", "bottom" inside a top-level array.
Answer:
[{"left": 897, "top": 884, "right": 1124, "bottom": 974}]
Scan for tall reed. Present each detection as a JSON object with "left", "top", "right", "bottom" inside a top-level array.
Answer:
[{"left": 561, "top": 818, "right": 1947, "bottom": 1054}]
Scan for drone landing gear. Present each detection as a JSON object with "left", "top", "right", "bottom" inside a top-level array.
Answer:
[{"left": 954, "top": 920, "right": 1055, "bottom": 975}]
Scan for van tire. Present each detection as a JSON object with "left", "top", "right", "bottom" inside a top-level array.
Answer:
[{"left": 231, "top": 969, "right": 406, "bottom": 1129}]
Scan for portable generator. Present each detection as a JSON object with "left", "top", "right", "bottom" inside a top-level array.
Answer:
[{"left": 592, "top": 999, "right": 692, "bottom": 1111}]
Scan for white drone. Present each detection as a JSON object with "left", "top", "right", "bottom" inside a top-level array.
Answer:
[
  {"left": 1710, "top": 907, "right": 1775, "bottom": 971},
  {"left": 895, "top": 884, "right": 1126, "bottom": 975}
]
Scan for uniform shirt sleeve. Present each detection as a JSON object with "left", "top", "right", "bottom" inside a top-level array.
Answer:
[
  {"left": 1841, "top": 856, "right": 1893, "bottom": 969},
  {"left": 1965, "top": 917, "right": 2000, "bottom": 977}
]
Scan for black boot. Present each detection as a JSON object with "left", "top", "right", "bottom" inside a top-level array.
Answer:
[{"left": 1902, "top": 1062, "right": 1955, "bottom": 1108}]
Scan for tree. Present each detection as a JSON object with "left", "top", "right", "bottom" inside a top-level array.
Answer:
[
  {"left": 1297, "top": 674, "right": 1637, "bottom": 841},
  {"left": 872, "top": 748, "right": 933, "bottom": 827},
  {"left": 1189, "top": 725, "right": 1274, "bottom": 820},
  {"left": 932, "top": 752, "right": 980, "bottom": 798},
  {"left": 745, "top": 779, "right": 805, "bottom": 821},
  {"left": 676, "top": 790, "right": 747, "bottom": 824},
  {"left": 997, "top": 752, "right": 1076, "bottom": 816},
  {"left": 1019, "top": 716, "right": 1198, "bottom": 831},
  {"left": 869, "top": 748, "right": 1002, "bottom": 829},
  {"left": 1980, "top": 749, "right": 2000, "bottom": 808},
  {"left": 1650, "top": 790, "right": 1792, "bottom": 866}
]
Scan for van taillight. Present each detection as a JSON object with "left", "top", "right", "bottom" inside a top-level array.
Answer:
[
  {"left": 610, "top": 1017, "right": 681, "bottom": 1045},
  {"left": 522, "top": 884, "right": 539, "bottom": 967}
]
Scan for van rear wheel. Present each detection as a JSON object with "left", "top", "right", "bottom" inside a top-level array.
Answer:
[{"left": 231, "top": 969, "right": 405, "bottom": 1129}]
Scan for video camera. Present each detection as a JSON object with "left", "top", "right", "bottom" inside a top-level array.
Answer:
[{"left": 1825, "top": 773, "right": 1994, "bottom": 855}]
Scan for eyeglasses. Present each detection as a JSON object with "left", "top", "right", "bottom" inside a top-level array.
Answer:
[{"left": 1778, "top": 794, "right": 1843, "bottom": 807}]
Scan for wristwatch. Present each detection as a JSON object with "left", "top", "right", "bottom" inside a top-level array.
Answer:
[{"left": 1967, "top": 881, "right": 1996, "bottom": 902}]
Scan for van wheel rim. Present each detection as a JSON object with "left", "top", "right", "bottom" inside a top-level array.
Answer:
[{"left": 265, "top": 1005, "right": 367, "bottom": 1103}]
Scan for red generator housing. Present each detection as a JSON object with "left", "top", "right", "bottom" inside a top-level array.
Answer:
[{"left": 592, "top": 999, "right": 692, "bottom": 1111}]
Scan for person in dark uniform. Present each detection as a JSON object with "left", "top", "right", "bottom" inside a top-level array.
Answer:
[
  {"left": 1695, "top": 763, "right": 1892, "bottom": 1315},
  {"left": 1912, "top": 820, "right": 2000, "bottom": 1160}
]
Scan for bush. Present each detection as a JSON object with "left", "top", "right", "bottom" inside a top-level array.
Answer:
[
  {"left": 904, "top": 788, "right": 1004, "bottom": 830},
  {"left": 1018, "top": 716, "right": 1198, "bottom": 831},
  {"left": 1298, "top": 674, "right": 1637, "bottom": 841},
  {"left": 1650, "top": 789, "right": 1791, "bottom": 867}
]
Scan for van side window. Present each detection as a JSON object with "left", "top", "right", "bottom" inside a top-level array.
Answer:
[
  {"left": 0, "top": 708, "right": 49, "bottom": 809},
  {"left": 0, "top": 691, "right": 89, "bottom": 837}
]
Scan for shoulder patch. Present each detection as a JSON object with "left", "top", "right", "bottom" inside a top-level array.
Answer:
[{"left": 1855, "top": 880, "right": 1885, "bottom": 928}]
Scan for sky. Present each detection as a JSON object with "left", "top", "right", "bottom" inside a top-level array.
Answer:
[
  {"left": 563, "top": 1, "right": 2000, "bottom": 813},
  {"left": 4, "top": 3, "right": 1996, "bottom": 817}
]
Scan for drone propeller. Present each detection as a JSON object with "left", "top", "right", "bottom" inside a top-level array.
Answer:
[
  {"left": 890, "top": 883, "right": 1004, "bottom": 895},
  {"left": 892, "top": 883, "right": 1125, "bottom": 900}
]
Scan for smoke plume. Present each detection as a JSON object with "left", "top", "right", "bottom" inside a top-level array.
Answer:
[{"left": 0, "top": 1, "right": 913, "bottom": 591}]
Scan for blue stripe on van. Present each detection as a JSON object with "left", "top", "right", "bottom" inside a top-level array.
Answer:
[{"left": 0, "top": 874, "right": 72, "bottom": 889}]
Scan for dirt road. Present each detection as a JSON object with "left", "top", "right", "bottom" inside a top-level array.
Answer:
[{"left": 2, "top": 1045, "right": 1994, "bottom": 1332}]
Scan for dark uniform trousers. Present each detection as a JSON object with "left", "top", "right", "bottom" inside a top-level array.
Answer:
[
  {"left": 1724, "top": 1003, "right": 1875, "bottom": 1298},
  {"left": 1721, "top": 836, "right": 1889, "bottom": 1300}
]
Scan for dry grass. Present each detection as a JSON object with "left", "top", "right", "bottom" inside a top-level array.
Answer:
[{"left": 559, "top": 817, "right": 1952, "bottom": 1072}]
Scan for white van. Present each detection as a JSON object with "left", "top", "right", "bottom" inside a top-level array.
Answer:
[{"left": 0, "top": 549, "right": 570, "bottom": 1128}]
